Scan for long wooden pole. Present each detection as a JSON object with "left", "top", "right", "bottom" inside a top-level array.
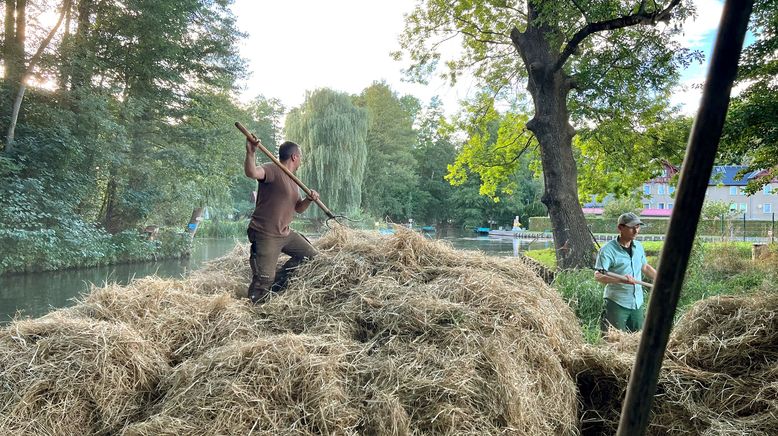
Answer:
[
  {"left": 235, "top": 122, "right": 336, "bottom": 220},
  {"left": 615, "top": 2, "right": 754, "bottom": 435},
  {"left": 595, "top": 269, "right": 654, "bottom": 289}
]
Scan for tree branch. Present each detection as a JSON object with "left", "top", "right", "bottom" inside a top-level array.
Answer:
[{"left": 554, "top": 0, "right": 681, "bottom": 72}]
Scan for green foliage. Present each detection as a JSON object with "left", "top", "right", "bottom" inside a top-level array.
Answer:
[
  {"left": 524, "top": 248, "right": 556, "bottom": 269},
  {"left": 553, "top": 270, "right": 605, "bottom": 343},
  {"left": 601, "top": 197, "right": 643, "bottom": 219},
  {"left": 701, "top": 200, "right": 736, "bottom": 220},
  {"left": 446, "top": 95, "right": 538, "bottom": 199},
  {"left": 577, "top": 116, "right": 690, "bottom": 201},
  {"left": 411, "top": 97, "right": 459, "bottom": 224},
  {"left": 355, "top": 82, "right": 419, "bottom": 221},
  {"left": 285, "top": 88, "right": 369, "bottom": 218},
  {"left": 0, "top": 0, "right": 253, "bottom": 273},
  {"left": 720, "top": 0, "right": 778, "bottom": 190},
  {"left": 197, "top": 220, "right": 247, "bottom": 238}
]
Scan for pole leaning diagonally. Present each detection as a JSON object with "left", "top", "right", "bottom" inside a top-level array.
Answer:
[
  {"left": 616, "top": 2, "right": 754, "bottom": 435},
  {"left": 235, "top": 122, "right": 337, "bottom": 220}
]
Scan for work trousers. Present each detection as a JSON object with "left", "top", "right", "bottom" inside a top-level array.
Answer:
[
  {"left": 600, "top": 298, "right": 645, "bottom": 333},
  {"left": 247, "top": 228, "right": 316, "bottom": 304}
]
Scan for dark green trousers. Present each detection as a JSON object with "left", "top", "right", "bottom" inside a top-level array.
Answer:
[
  {"left": 601, "top": 298, "right": 644, "bottom": 332},
  {"left": 247, "top": 228, "right": 316, "bottom": 304}
]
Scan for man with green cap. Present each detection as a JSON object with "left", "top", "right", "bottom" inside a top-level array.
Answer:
[{"left": 594, "top": 212, "right": 657, "bottom": 332}]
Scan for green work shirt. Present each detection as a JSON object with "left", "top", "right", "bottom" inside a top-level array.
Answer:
[{"left": 595, "top": 239, "right": 648, "bottom": 310}]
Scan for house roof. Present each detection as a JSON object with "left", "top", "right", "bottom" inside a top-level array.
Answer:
[
  {"left": 709, "top": 165, "right": 763, "bottom": 186},
  {"left": 641, "top": 208, "right": 672, "bottom": 217}
]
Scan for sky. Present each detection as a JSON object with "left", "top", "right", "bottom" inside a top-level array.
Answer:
[{"left": 231, "top": 0, "right": 729, "bottom": 117}]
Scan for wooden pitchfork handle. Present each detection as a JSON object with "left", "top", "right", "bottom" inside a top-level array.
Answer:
[
  {"left": 235, "top": 122, "right": 336, "bottom": 220},
  {"left": 595, "top": 268, "right": 654, "bottom": 289}
]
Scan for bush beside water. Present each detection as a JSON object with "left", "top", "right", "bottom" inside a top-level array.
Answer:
[{"left": 0, "top": 225, "right": 192, "bottom": 275}]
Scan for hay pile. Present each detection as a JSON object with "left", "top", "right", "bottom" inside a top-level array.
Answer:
[
  {"left": 572, "top": 293, "right": 778, "bottom": 435},
  {"left": 4, "top": 226, "right": 774, "bottom": 435},
  {"left": 1, "top": 227, "right": 583, "bottom": 435},
  {"left": 0, "top": 314, "right": 167, "bottom": 434}
]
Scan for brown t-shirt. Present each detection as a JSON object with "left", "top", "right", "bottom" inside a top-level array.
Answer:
[{"left": 249, "top": 164, "right": 301, "bottom": 237}]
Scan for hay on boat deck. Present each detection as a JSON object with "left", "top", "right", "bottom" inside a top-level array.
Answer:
[
  {"left": 2, "top": 227, "right": 584, "bottom": 435},
  {"left": 0, "top": 313, "right": 167, "bottom": 435},
  {"left": 571, "top": 293, "right": 778, "bottom": 435},
  {"left": 70, "top": 277, "right": 264, "bottom": 363},
  {"left": 126, "top": 227, "right": 583, "bottom": 435},
  {"left": 123, "top": 334, "right": 359, "bottom": 436}
]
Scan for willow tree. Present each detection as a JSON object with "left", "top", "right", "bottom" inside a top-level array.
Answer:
[
  {"left": 399, "top": 0, "right": 695, "bottom": 268},
  {"left": 285, "top": 88, "right": 368, "bottom": 218}
]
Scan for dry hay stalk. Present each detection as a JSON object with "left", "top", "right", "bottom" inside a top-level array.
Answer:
[
  {"left": 0, "top": 313, "right": 167, "bottom": 435},
  {"left": 3, "top": 226, "right": 585, "bottom": 435},
  {"left": 122, "top": 334, "right": 359, "bottom": 436},
  {"left": 571, "top": 293, "right": 778, "bottom": 435},
  {"left": 71, "top": 277, "right": 264, "bottom": 363}
]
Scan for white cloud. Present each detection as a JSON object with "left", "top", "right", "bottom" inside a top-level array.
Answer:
[{"left": 672, "top": 0, "right": 724, "bottom": 48}]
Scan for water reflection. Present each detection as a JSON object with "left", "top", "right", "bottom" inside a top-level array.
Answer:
[{"left": 0, "top": 238, "right": 241, "bottom": 323}]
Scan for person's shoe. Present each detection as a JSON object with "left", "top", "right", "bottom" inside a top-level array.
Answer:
[{"left": 248, "top": 287, "right": 270, "bottom": 305}]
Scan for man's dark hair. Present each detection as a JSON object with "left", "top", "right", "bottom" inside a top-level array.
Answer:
[{"left": 278, "top": 141, "right": 300, "bottom": 161}]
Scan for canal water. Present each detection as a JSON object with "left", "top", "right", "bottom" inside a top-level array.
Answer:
[{"left": 0, "top": 234, "right": 550, "bottom": 324}]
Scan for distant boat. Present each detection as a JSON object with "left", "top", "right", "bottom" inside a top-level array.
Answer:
[{"left": 473, "top": 227, "right": 490, "bottom": 235}]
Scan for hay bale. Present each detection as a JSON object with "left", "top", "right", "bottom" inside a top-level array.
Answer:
[
  {"left": 72, "top": 277, "right": 264, "bottom": 363},
  {"left": 3, "top": 226, "right": 585, "bottom": 435},
  {"left": 0, "top": 313, "right": 168, "bottom": 434},
  {"left": 571, "top": 293, "right": 778, "bottom": 435},
  {"left": 670, "top": 293, "right": 778, "bottom": 375},
  {"left": 123, "top": 334, "right": 359, "bottom": 436},
  {"left": 186, "top": 243, "right": 251, "bottom": 297}
]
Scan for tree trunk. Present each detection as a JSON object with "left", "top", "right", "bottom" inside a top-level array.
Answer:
[
  {"left": 187, "top": 207, "right": 204, "bottom": 239},
  {"left": 3, "top": 1, "right": 17, "bottom": 78},
  {"left": 5, "top": 0, "right": 71, "bottom": 150},
  {"left": 101, "top": 178, "right": 119, "bottom": 233},
  {"left": 512, "top": 19, "right": 595, "bottom": 269},
  {"left": 5, "top": 84, "right": 26, "bottom": 151},
  {"left": 69, "top": 0, "right": 93, "bottom": 91}
]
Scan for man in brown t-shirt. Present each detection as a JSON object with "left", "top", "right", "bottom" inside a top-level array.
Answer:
[{"left": 244, "top": 139, "right": 319, "bottom": 304}]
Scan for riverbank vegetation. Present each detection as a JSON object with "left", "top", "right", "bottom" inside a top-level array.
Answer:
[{"left": 544, "top": 241, "right": 778, "bottom": 342}]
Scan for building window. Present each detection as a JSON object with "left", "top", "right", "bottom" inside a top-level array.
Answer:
[
  {"left": 668, "top": 203, "right": 674, "bottom": 209},
  {"left": 658, "top": 203, "right": 665, "bottom": 209},
  {"left": 765, "top": 203, "right": 773, "bottom": 213},
  {"left": 729, "top": 186, "right": 738, "bottom": 196},
  {"left": 739, "top": 203, "right": 747, "bottom": 212},
  {"left": 658, "top": 185, "right": 665, "bottom": 195},
  {"left": 669, "top": 186, "right": 675, "bottom": 194},
  {"left": 643, "top": 203, "right": 650, "bottom": 210},
  {"left": 643, "top": 184, "right": 651, "bottom": 195},
  {"left": 729, "top": 203, "right": 737, "bottom": 212},
  {"left": 765, "top": 185, "right": 774, "bottom": 195}
]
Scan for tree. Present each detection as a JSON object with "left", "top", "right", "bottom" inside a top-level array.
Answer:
[
  {"left": 355, "top": 82, "right": 419, "bottom": 221},
  {"left": 411, "top": 96, "right": 458, "bottom": 224},
  {"left": 285, "top": 88, "right": 368, "bottom": 218},
  {"left": 720, "top": 0, "right": 778, "bottom": 191},
  {"left": 398, "top": 1, "right": 695, "bottom": 268},
  {"left": 3, "top": 0, "right": 72, "bottom": 150}
]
